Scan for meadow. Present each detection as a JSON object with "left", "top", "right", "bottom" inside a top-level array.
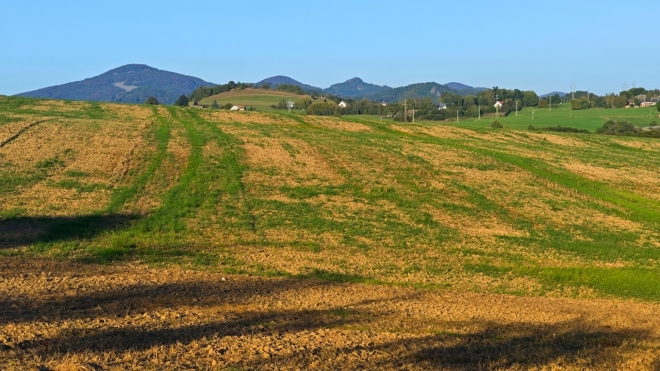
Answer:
[
  {"left": 2, "top": 96, "right": 660, "bottom": 369},
  {"left": 429, "top": 104, "right": 657, "bottom": 131},
  {"left": 198, "top": 88, "right": 310, "bottom": 111}
]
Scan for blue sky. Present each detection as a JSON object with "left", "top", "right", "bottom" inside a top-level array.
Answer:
[{"left": 1, "top": 0, "right": 657, "bottom": 96}]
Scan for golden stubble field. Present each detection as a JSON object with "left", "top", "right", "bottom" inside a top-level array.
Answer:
[{"left": 1, "top": 97, "right": 660, "bottom": 369}]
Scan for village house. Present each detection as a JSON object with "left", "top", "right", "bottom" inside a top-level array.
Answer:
[
  {"left": 230, "top": 105, "right": 246, "bottom": 111},
  {"left": 641, "top": 99, "right": 659, "bottom": 108},
  {"left": 494, "top": 101, "right": 503, "bottom": 109},
  {"left": 338, "top": 101, "right": 348, "bottom": 108},
  {"left": 437, "top": 103, "right": 447, "bottom": 110}
]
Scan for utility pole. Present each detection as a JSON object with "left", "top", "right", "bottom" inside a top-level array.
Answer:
[
  {"left": 288, "top": 99, "right": 292, "bottom": 114},
  {"left": 478, "top": 105, "right": 481, "bottom": 120},
  {"left": 549, "top": 96, "right": 552, "bottom": 111},
  {"left": 412, "top": 99, "right": 415, "bottom": 123},
  {"left": 624, "top": 83, "right": 628, "bottom": 91},
  {"left": 516, "top": 100, "right": 518, "bottom": 116},
  {"left": 532, "top": 110, "right": 535, "bottom": 120},
  {"left": 571, "top": 83, "right": 575, "bottom": 101},
  {"left": 404, "top": 99, "right": 407, "bottom": 123}
]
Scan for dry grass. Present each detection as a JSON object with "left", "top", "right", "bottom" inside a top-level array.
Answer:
[{"left": 242, "top": 137, "right": 344, "bottom": 187}]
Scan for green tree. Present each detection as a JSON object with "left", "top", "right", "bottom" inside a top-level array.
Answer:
[
  {"left": 614, "top": 96, "right": 627, "bottom": 109},
  {"left": 538, "top": 98, "right": 548, "bottom": 108},
  {"left": 174, "top": 95, "right": 189, "bottom": 107},
  {"left": 211, "top": 100, "right": 219, "bottom": 109},
  {"left": 145, "top": 96, "right": 159, "bottom": 105},
  {"left": 262, "top": 83, "right": 271, "bottom": 90},
  {"left": 523, "top": 91, "right": 539, "bottom": 107}
]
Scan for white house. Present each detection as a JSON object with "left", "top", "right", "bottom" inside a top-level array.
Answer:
[
  {"left": 494, "top": 101, "right": 503, "bottom": 109},
  {"left": 230, "top": 105, "right": 246, "bottom": 111},
  {"left": 338, "top": 101, "right": 348, "bottom": 108},
  {"left": 437, "top": 103, "right": 447, "bottom": 110}
]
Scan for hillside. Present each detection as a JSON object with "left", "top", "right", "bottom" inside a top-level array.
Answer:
[
  {"left": 2, "top": 96, "right": 660, "bottom": 369},
  {"left": 324, "top": 77, "right": 390, "bottom": 98},
  {"left": 256, "top": 75, "right": 323, "bottom": 92},
  {"left": 17, "top": 64, "right": 215, "bottom": 105},
  {"left": 256, "top": 75, "right": 486, "bottom": 102},
  {"left": 198, "top": 88, "right": 310, "bottom": 110}
]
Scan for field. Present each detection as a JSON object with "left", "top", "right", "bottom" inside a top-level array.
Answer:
[
  {"left": 198, "top": 88, "right": 311, "bottom": 111},
  {"left": 2, "top": 96, "right": 660, "bottom": 369},
  {"left": 423, "top": 104, "right": 658, "bottom": 132}
]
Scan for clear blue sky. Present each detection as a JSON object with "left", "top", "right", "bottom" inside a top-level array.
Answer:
[{"left": 1, "top": 0, "right": 657, "bottom": 96}]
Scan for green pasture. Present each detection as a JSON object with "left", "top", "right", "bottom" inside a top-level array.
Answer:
[
  {"left": 199, "top": 93, "right": 307, "bottom": 111},
  {"left": 348, "top": 104, "right": 659, "bottom": 132},
  {"left": 457, "top": 104, "right": 659, "bottom": 131}
]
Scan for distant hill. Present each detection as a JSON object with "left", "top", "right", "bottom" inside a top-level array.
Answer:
[
  {"left": 256, "top": 76, "right": 322, "bottom": 93},
  {"left": 541, "top": 91, "right": 567, "bottom": 98},
  {"left": 18, "top": 64, "right": 215, "bottom": 105},
  {"left": 444, "top": 82, "right": 488, "bottom": 95},
  {"left": 324, "top": 77, "right": 390, "bottom": 98},
  {"left": 257, "top": 75, "right": 486, "bottom": 102}
]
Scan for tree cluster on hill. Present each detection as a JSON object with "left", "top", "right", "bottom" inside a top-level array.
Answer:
[
  {"left": 174, "top": 94, "right": 189, "bottom": 107},
  {"left": 145, "top": 96, "right": 159, "bottom": 105},
  {"left": 188, "top": 81, "right": 250, "bottom": 103},
  {"left": 528, "top": 125, "right": 590, "bottom": 134},
  {"left": 596, "top": 120, "right": 660, "bottom": 138},
  {"left": 568, "top": 87, "right": 660, "bottom": 110},
  {"left": 306, "top": 102, "right": 339, "bottom": 116},
  {"left": 273, "top": 84, "right": 306, "bottom": 95}
]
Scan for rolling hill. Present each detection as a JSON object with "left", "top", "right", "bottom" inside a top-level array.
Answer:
[
  {"left": 256, "top": 76, "right": 322, "bottom": 92},
  {"left": 324, "top": 77, "right": 390, "bottom": 98},
  {"left": 3, "top": 96, "right": 660, "bottom": 369},
  {"left": 17, "top": 64, "right": 215, "bottom": 105},
  {"left": 256, "top": 75, "right": 487, "bottom": 102},
  {"left": 198, "top": 88, "right": 310, "bottom": 110}
]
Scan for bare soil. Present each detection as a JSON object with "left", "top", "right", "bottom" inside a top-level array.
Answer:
[{"left": 1, "top": 257, "right": 659, "bottom": 371}]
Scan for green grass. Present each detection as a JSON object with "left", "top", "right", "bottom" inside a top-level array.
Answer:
[{"left": 348, "top": 105, "right": 659, "bottom": 132}]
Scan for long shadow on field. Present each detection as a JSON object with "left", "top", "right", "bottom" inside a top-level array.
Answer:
[
  {"left": 1, "top": 259, "right": 655, "bottom": 369},
  {"left": 0, "top": 214, "right": 137, "bottom": 249},
  {"left": 239, "top": 320, "right": 649, "bottom": 370}
]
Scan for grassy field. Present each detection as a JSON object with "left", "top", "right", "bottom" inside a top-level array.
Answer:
[
  {"left": 198, "top": 88, "right": 311, "bottom": 111},
  {"left": 452, "top": 104, "right": 657, "bottom": 131},
  {"left": 349, "top": 104, "right": 660, "bottom": 132},
  {"left": 2, "top": 96, "right": 660, "bottom": 369},
  {"left": 2, "top": 96, "right": 660, "bottom": 300}
]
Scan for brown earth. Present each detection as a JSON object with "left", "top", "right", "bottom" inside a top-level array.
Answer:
[{"left": 1, "top": 257, "right": 659, "bottom": 371}]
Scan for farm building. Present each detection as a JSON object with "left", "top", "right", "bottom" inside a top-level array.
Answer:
[
  {"left": 438, "top": 103, "right": 447, "bottom": 110},
  {"left": 494, "top": 101, "right": 503, "bottom": 109},
  {"left": 230, "top": 105, "right": 246, "bottom": 111},
  {"left": 338, "top": 101, "right": 348, "bottom": 108}
]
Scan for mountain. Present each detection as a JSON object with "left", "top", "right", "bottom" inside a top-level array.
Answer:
[
  {"left": 256, "top": 76, "right": 322, "bottom": 93},
  {"left": 540, "top": 91, "right": 567, "bottom": 98},
  {"left": 256, "top": 75, "right": 486, "bottom": 103},
  {"left": 324, "top": 77, "right": 390, "bottom": 98},
  {"left": 444, "top": 82, "right": 488, "bottom": 95},
  {"left": 18, "top": 64, "right": 215, "bottom": 105}
]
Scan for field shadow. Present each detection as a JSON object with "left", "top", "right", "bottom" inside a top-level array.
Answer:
[
  {"left": 1, "top": 268, "right": 655, "bottom": 369},
  {"left": 240, "top": 320, "right": 649, "bottom": 370},
  {"left": 0, "top": 214, "right": 137, "bottom": 249}
]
